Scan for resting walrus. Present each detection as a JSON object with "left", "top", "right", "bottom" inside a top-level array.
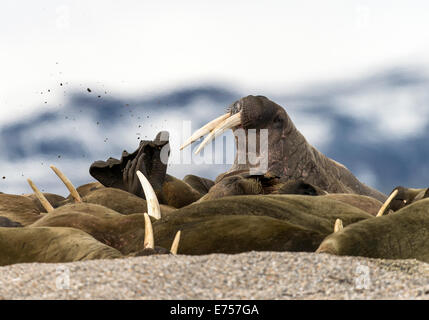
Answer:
[
  {"left": 316, "top": 198, "right": 429, "bottom": 263},
  {"left": 89, "top": 95, "right": 387, "bottom": 204}
]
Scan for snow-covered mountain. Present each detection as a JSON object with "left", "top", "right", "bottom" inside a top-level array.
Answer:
[{"left": 1, "top": 67, "right": 428, "bottom": 196}]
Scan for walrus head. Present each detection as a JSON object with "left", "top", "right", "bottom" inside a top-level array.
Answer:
[
  {"left": 375, "top": 186, "right": 429, "bottom": 216},
  {"left": 182, "top": 95, "right": 387, "bottom": 202},
  {"left": 226, "top": 95, "right": 296, "bottom": 178},
  {"left": 181, "top": 95, "right": 301, "bottom": 179}
]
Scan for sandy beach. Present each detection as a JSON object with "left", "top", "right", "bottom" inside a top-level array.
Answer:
[{"left": 0, "top": 251, "right": 428, "bottom": 300}]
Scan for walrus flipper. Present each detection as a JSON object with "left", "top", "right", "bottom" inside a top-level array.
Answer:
[{"left": 89, "top": 131, "right": 170, "bottom": 198}]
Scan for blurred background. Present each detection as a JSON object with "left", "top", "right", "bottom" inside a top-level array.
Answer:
[{"left": 1, "top": 0, "right": 429, "bottom": 196}]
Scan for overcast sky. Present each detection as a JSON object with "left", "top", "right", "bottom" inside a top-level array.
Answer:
[{"left": 1, "top": 0, "right": 429, "bottom": 125}]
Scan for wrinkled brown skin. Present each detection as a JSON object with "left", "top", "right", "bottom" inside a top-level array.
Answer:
[
  {"left": 62, "top": 181, "right": 104, "bottom": 202},
  {"left": 198, "top": 177, "right": 382, "bottom": 217},
  {"left": 27, "top": 190, "right": 178, "bottom": 256},
  {"left": 30, "top": 203, "right": 148, "bottom": 255},
  {"left": 161, "top": 175, "right": 203, "bottom": 208},
  {"left": 0, "top": 220, "right": 171, "bottom": 266},
  {"left": 1, "top": 191, "right": 375, "bottom": 264},
  {"left": 197, "top": 176, "right": 328, "bottom": 202},
  {"left": 24, "top": 192, "right": 66, "bottom": 213},
  {"left": 383, "top": 186, "right": 429, "bottom": 214},
  {"left": 59, "top": 187, "right": 176, "bottom": 215},
  {"left": 0, "top": 226, "right": 122, "bottom": 266},
  {"left": 82, "top": 187, "right": 177, "bottom": 215},
  {"left": 0, "top": 194, "right": 42, "bottom": 226},
  {"left": 183, "top": 175, "right": 215, "bottom": 195},
  {"left": 154, "top": 194, "right": 373, "bottom": 255},
  {"left": 209, "top": 95, "right": 387, "bottom": 202},
  {"left": 323, "top": 194, "right": 383, "bottom": 216},
  {"left": 317, "top": 198, "right": 429, "bottom": 263},
  {"left": 198, "top": 174, "right": 263, "bottom": 201}
]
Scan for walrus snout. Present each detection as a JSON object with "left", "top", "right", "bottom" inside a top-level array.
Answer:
[{"left": 315, "top": 238, "right": 339, "bottom": 255}]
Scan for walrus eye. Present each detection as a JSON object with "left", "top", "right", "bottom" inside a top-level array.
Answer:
[{"left": 273, "top": 115, "right": 283, "bottom": 128}]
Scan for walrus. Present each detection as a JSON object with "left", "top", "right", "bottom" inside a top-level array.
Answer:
[
  {"left": 152, "top": 194, "right": 373, "bottom": 254},
  {"left": 0, "top": 171, "right": 181, "bottom": 266},
  {"left": 89, "top": 96, "right": 387, "bottom": 204},
  {"left": 30, "top": 204, "right": 177, "bottom": 255},
  {"left": 0, "top": 213, "right": 179, "bottom": 266},
  {"left": 27, "top": 165, "right": 175, "bottom": 219},
  {"left": 24, "top": 192, "right": 66, "bottom": 213},
  {"left": 25, "top": 167, "right": 181, "bottom": 256},
  {"left": 182, "top": 95, "right": 387, "bottom": 201},
  {"left": 0, "top": 194, "right": 42, "bottom": 226},
  {"left": 323, "top": 194, "right": 383, "bottom": 216},
  {"left": 316, "top": 198, "right": 429, "bottom": 263},
  {"left": 0, "top": 226, "right": 122, "bottom": 266},
  {"left": 374, "top": 186, "right": 429, "bottom": 216},
  {"left": 57, "top": 187, "right": 176, "bottom": 216}
]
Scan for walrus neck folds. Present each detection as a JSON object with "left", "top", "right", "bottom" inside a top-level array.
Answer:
[{"left": 223, "top": 117, "right": 311, "bottom": 180}]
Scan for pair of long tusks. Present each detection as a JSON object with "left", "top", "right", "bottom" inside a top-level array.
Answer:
[
  {"left": 180, "top": 113, "right": 230, "bottom": 150},
  {"left": 136, "top": 170, "right": 161, "bottom": 220},
  {"left": 26, "top": 166, "right": 81, "bottom": 212},
  {"left": 376, "top": 189, "right": 399, "bottom": 217},
  {"left": 143, "top": 213, "right": 181, "bottom": 255},
  {"left": 334, "top": 219, "right": 343, "bottom": 233},
  {"left": 26, "top": 179, "right": 54, "bottom": 213},
  {"left": 180, "top": 112, "right": 242, "bottom": 155},
  {"left": 50, "top": 165, "right": 82, "bottom": 203}
]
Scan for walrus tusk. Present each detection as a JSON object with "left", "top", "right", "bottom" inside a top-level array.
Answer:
[
  {"left": 26, "top": 178, "right": 54, "bottom": 213},
  {"left": 194, "top": 112, "right": 242, "bottom": 154},
  {"left": 143, "top": 213, "right": 155, "bottom": 249},
  {"left": 334, "top": 219, "right": 343, "bottom": 232},
  {"left": 180, "top": 113, "right": 230, "bottom": 150},
  {"left": 376, "top": 189, "right": 399, "bottom": 217},
  {"left": 136, "top": 170, "right": 161, "bottom": 220},
  {"left": 170, "top": 230, "right": 181, "bottom": 255},
  {"left": 49, "top": 165, "right": 82, "bottom": 203}
]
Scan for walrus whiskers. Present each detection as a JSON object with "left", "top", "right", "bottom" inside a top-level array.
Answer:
[
  {"left": 180, "top": 113, "right": 230, "bottom": 150},
  {"left": 170, "top": 230, "right": 181, "bottom": 255},
  {"left": 194, "top": 112, "right": 242, "bottom": 154},
  {"left": 376, "top": 189, "right": 399, "bottom": 217},
  {"left": 136, "top": 170, "right": 161, "bottom": 220},
  {"left": 49, "top": 165, "right": 83, "bottom": 203},
  {"left": 26, "top": 178, "right": 54, "bottom": 213},
  {"left": 143, "top": 213, "right": 155, "bottom": 249},
  {"left": 334, "top": 219, "right": 343, "bottom": 232}
]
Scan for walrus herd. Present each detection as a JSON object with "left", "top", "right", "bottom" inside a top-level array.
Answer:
[{"left": 1, "top": 95, "right": 429, "bottom": 267}]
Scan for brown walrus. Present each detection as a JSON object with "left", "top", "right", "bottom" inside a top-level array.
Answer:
[{"left": 316, "top": 197, "right": 429, "bottom": 263}]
